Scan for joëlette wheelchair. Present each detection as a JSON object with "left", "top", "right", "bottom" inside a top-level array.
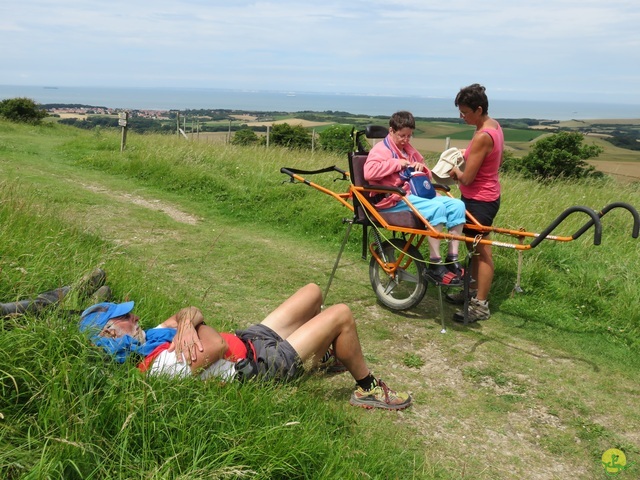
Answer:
[{"left": 281, "top": 125, "right": 639, "bottom": 328}]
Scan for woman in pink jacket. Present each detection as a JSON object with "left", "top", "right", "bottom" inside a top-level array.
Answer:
[
  {"left": 364, "top": 111, "right": 466, "bottom": 286},
  {"left": 448, "top": 84, "right": 504, "bottom": 322}
]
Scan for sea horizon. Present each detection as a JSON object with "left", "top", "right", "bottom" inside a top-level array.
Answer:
[{"left": 1, "top": 84, "right": 639, "bottom": 122}]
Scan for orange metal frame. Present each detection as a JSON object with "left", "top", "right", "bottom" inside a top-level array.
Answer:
[{"left": 280, "top": 167, "right": 637, "bottom": 252}]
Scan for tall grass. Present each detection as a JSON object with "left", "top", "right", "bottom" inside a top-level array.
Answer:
[
  {"left": 2, "top": 120, "right": 639, "bottom": 478},
  {"left": 0, "top": 180, "right": 427, "bottom": 479},
  {"left": 63, "top": 128, "right": 640, "bottom": 353},
  {"left": 62, "top": 130, "right": 356, "bottom": 245},
  {"left": 496, "top": 175, "right": 640, "bottom": 353},
  {"left": 0, "top": 181, "right": 107, "bottom": 304}
]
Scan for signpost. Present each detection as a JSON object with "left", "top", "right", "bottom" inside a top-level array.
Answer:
[{"left": 119, "top": 112, "right": 128, "bottom": 152}]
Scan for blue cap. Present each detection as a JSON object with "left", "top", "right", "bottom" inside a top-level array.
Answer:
[{"left": 79, "top": 301, "right": 135, "bottom": 334}]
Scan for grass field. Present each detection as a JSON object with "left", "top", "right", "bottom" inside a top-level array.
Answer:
[
  {"left": 189, "top": 115, "right": 640, "bottom": 179},
  {"left": 1, "top": 119, "right": 639, "bottom": 479}
]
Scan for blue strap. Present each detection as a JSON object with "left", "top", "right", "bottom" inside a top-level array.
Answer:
[{"left": 383, "top": 137, "right": 398, "bottom": 158}]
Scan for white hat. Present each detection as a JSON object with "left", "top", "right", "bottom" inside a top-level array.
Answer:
[{"left": 432, "top": 148, "right": 465, "bottom": 185}]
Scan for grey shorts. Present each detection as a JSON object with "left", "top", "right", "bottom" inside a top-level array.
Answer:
[{"left": 235, "top": 324, "right": 303, "bottom": 381}]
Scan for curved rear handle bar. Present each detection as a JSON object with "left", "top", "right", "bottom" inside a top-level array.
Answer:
[
  {"left": 280, "top": 166, "right": 348, "bottom": 182},
  {"left": 529, "top": 206, "right": 601, "bottom": 248},
  {"left": 572, "top": 202, "right": 639, "bottom": 240}
]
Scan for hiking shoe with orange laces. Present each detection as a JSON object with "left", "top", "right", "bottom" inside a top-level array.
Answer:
[{"left": 349, "top": 378, "right": 413, "bottom": 411}]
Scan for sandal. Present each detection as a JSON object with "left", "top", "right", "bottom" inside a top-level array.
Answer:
[
  {"left": 445, "top": 258, "right": 464, "bottom": 277},
  {"left": 424, "top": 263, "right": 463, "bottom": 286}
]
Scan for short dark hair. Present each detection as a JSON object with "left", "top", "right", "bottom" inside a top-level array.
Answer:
[
  {"left": 455, "top": 84, "right": 489, "bottom": 115},
  {"left": 389, "top": 111, "right": 415, "bottom": 131}
]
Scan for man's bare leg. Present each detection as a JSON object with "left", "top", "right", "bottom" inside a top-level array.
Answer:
[
  {"left": 259, "top": 283, "right": 324, "bottom": 339},
  {"left": 282, "top": 302, "right": 370, "bottom": 381},
  {"left": 259, "top": 283, "right": 412, "bottom": 410}
]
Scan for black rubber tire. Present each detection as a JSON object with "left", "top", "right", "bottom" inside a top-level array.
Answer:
[{"left": 369, "top": 238, "right": 427, "bottom": 310}]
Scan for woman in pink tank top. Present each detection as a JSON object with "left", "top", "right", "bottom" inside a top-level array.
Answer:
[{"left": 449, "top": 84, "right": 504, "bottom": 323}]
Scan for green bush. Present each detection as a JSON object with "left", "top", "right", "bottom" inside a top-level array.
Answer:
[
  {"left": 318, "top": 124, "right": 354, "bottom": 154},
  {"left": 0, "top": 97, "right": 48, "bottom": 124},
  {"left": 270, "top": 123, "right": 311, "bottom": 149},
  {"left": 502, "top": 131, "right": 603, "bottom": 180},
  {"left": 231, "top": 128, "right": 259, "bottom": 146}
]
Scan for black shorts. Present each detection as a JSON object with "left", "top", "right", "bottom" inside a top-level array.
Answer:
[
  {"left": 235, "top": 324, "right": 303, "bottom": 381},
  {"left": 462, "top": 196, "right": 501, "bottom": 236}
]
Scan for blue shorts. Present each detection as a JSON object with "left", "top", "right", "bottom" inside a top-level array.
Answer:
[
  {"left": 235, "top": 324, "right": 303, "bottom": 381},
  {"left": 381, "top": 194, "right": 466, "bottom": 229}
]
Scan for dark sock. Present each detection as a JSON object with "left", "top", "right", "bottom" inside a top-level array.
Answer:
[
  {"left": 356, "top": 373, "right": 376, "bottom": 391},
  {"left": 429, "top": 257, "right": 442, "bottom": 266},
  {"left": 446, "top": 254, "right": 458, "bottom": 262}
]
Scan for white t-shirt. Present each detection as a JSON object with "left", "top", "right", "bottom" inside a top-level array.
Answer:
[{"left": 145, "top": 325, "right": 236, "bottom": 381}]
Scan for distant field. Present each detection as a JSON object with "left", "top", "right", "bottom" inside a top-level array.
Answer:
[
  {"left": 588, "top": 160, "right": 640, "bottom": 182},
  {"left": 244, "top": 117, "right": 333, "bottom": 128},
  {"left": 57, "top": 112, "right": 88, "bottom": 119},
  {"left": 556, "top": 118, "right": 640, "bottom": 127},
  {"left": 51, "top": 110, "right": 640, "bottom": 180}
]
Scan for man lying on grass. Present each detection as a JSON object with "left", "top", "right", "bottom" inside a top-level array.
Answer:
[{"left": 80, "top": 283, "right": 412, "bottom": 411}]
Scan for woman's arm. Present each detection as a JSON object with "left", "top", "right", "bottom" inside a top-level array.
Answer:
[{"left": 451, "top": 132, "right": 493, "bottom": 186}]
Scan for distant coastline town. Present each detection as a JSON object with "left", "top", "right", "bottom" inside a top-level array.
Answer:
[{"left": 47, "top": 105, "right": 172, "bottom": 120}]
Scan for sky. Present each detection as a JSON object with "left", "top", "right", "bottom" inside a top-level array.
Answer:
[{"left": 1, "top": 0, "right": 639, "bottom": 104}]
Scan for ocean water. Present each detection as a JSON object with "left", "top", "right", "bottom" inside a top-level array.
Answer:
[{"left": 1, "top": 84, "right": 638, "bottom": 121}]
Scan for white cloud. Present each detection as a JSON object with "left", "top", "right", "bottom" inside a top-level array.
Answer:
[{"left": 1, "top": 0, "right": 639, "bottom": 103}]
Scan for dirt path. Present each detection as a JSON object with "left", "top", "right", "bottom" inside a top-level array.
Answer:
[
  {"left": 81, "top": 183, "right": 200, "bottom": 225},
  {"left": 61, "top": 183, "right": 636, "bottom": 479},
  {"left": 7, "top": 156, "right": 632, "bottom": 480}
]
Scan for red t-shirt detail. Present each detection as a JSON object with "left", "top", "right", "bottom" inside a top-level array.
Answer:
[
  {"left": 138, "top": 342, "right": 172, "bottom": 373},
  {"left": 220, "top": 332, "right": 249, "bottom": 361},
  {"left": 137, "top": 333, "right": 253, "bottom": 373}
]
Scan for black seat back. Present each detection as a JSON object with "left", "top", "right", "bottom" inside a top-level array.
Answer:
[{"left": 348, "top": 152, "right": 371, "bottom": 225}]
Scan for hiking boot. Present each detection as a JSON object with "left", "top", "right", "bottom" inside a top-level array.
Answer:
[
  {"left": 35, "top": 287, "right": 71, "bottom": 306},
  {"left": 424, "top": 263, "right": 462, "bottom": 287},
  {"left": 445, "top": 288, "right": 477, "bottom": 306},
  {"left": 89, "top": 285, "right": 112, "bottom": 304},
  {"left": 349, "top": 378, "right": 413, "bottom": 411},
  {"left": 453, "top": 297, "right": 490, "bottom": 323},
  {"left": 72, "top": 268, "right": 107, "bottom": 300},
  {"left": 318, "top": 348, "right": 347, "bottom": 375},
  {"left": 2, "top": 286, "right": 71, "bottom": 317}
]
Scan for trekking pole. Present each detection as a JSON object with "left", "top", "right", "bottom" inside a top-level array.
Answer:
[
  {"left": 323, "top": 220, "right": 353, "bottom": 307},
  {"left": 511, "top": 229, "right": 525, "bottom": 296}
]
